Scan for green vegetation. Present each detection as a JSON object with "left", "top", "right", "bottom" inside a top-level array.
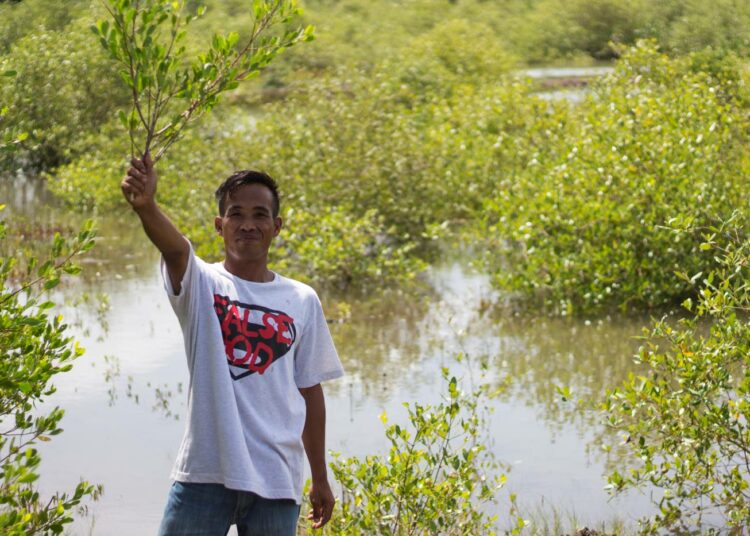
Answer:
[
  {"left": 603, "top": 216, "right": 750, "bottom": 532},
  {"left": 480, "top": 43, "right": 750, "bottom": 314},
  {"left": 92, "top": 0, "right": 313, "bottom": 161},
  {"left": 0, "top": 209, "right": 99, "bottom": 533},
  {"left": 327, "top": 372, "right": 512, "bottom": 535},
  {"left": 0, "top": 70, "right": 26, "bottom": 154},
  {"left": 1, "top": 68, "right": 102, "bottom": 534},
  {"left": 5, "top": 0, "right": 750, "bottom": 532},
  {"left": 0, "top": 14, "right": 128, "bottom": 170}
]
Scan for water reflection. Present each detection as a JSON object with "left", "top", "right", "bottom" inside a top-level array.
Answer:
[{"left": 495, "top": 315, "right": 648, "bottom": 434}]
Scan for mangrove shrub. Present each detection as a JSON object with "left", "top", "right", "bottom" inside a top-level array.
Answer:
[
  {"left": 0, "top": 214, "right": 99, "bottom": 534},
  {"left": 92, "top": 0, "right": 314, "bottom": 162},
  {"left": 329, "top": 373, "right": 508, "bottom": 535},
  {"left": 603, "top": 215, "right": 750, "bottom": 532},
  {"left": 480, "top": 42, "right": 750, "bottom": 314},
  {"left": 0, "top": 15, "right": 128, "bottom": 171}
]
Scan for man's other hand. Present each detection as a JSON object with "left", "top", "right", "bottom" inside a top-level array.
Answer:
[
  {"left": 307, "top": 478, "right": 335, "bottom": 529},
  {"left": 122, "top": 152, "right": 157, "bottom": 210}
]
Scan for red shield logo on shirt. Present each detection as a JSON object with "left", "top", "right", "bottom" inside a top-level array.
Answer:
[{"left": 213, "top": 294, "right": 297, "bottom": 381}]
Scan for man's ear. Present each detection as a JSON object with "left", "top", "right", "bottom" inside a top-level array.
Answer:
[
  {"left": 214, "top": 215, "right": 223, "bottom": 234},
  {"left": 273, "top": 216, "right": 283, "bottom": 237}
]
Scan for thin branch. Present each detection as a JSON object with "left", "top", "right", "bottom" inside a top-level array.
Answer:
[
  {"left": 122, "top": 4, "right": 150, "bottom": 155},
  {"left": 0, "top": 248, "right": 84, "bottom": 306}
]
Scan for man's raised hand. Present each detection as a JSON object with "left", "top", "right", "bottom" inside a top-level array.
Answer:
[{"left": 122, "top": 153, "right": 157, "bottom": 210}]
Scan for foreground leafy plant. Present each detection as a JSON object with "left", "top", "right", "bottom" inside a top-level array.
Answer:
[
  {"left": 328, "top": 371, "right": 508, "bottom": 535},
  {"left": 0, "top": 212, "right": 99, "bottom": 534},
  {"left": 92, "top": 0, "right": 313, "bottom": 160},
  {"left": 603, "top": 213, "right": 750, "bottom": 533}
]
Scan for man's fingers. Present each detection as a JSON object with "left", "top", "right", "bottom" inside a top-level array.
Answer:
[
  {"left": 127, "top": 167, "right": 146, "bottom": 184},
  {"left": 308, "top": 500, "right": 333, "bottom": 528},
  {"left": 324, "top": 498, "right": 334, "bottom": 522},
  {"left": 320, "top": 501, "right": 333, "bottom": 526},
  {"left": 130, "top": 157, "right": 146, "bottom": 174},
  {"left": 122, "top": 177, "right": 144, "bottom": 195}
]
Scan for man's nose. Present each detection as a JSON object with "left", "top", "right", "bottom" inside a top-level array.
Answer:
[{"left": 238, "top": 218, "right": 257, "bottom": 231}]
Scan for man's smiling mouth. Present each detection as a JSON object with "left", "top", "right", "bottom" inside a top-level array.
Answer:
[{"left": 237, "top": 234, "right": 261, "bottom": 242}]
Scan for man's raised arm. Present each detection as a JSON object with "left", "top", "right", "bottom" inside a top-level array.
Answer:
[{"left": 122, "top": 153, "right": 190, "bottom": 294}]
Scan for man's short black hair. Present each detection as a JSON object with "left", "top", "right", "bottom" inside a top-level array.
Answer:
[{"left": 215, "top": 170, "right": 280, "bottom": 217}]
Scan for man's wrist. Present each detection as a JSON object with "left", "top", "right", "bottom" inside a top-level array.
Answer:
[
  {"left": 311, "top": 469, "right": 329, "bottom": 484},
  {"left": 133, "top": 199, "right": 158, "bottom": 216}
]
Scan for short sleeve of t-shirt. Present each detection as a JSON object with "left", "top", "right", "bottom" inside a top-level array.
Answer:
[
  {"left": 160, "top": 242, "right": 209, "bottom": 371},
  {"left": 161, "top": 241, "right": 203, "bottom": 317},
  {"left": 294, "top": 292, "right": 344, "bottom": 388}
]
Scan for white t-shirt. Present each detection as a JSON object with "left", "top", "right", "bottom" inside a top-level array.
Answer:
[{"left": 161, "top": 245, "right": 344, "bottom": 502}]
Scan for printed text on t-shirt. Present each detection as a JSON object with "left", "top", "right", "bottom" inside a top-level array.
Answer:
[{"left": 213, "top": 294, "right": 297, "bottom": 380}]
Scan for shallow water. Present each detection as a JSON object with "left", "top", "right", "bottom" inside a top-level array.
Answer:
[{"left": 520, "top": 65, "right": 615, "bottom": 79}]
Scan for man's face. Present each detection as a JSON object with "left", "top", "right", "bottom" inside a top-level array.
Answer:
[{"left": 214, "top": 183, "right": 282, "bottom": 264}]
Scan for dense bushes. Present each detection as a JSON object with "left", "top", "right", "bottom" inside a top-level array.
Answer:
[
  {"left": 48, "top": 110, "right": 428, "bottom": 291},
  {"left": 46, "top": 33, "right": 750, "bottom": 312},
  {"left": 0, "top": 14, "right": 127, "bottom": 171},
  {"left": 478, "top": 42, "right": 750, "bottom": 314},
  {"left": 47, "top": 24, "right": 523, "bottom": 291},
  {"left": 0, "top": 0, "right": 90, "bottom": 53},
  {"left": 7, "top": 0, "right": 750, "bottom": 308},
  {"left": 510, "top": 0, "right": 750, "bottom": 62}
]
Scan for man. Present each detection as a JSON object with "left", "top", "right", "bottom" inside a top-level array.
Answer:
[{"left": 122, "top": 154, "right": 343, "bottom": 535}]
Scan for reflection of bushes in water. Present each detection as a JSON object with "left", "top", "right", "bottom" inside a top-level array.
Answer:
[
  {"left": 492, "top": 315, "right": 648, "bottom": 435},
  {"left": 325, "top": 286, "right": 434, "bottom": 402},
  {"left": 98, "top": 356, "right": 185, "bottom": 421},
  {"left": 479, "top": 42, "right": 750, "bottom": 315}
]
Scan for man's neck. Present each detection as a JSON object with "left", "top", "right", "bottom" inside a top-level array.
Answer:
[{"left": 223, "top": 258, "right": 274, "bottom": 283}]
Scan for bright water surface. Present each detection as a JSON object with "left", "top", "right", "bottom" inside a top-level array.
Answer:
[{"left": 8, "top": 67, "right": 661, "bottom": 534}]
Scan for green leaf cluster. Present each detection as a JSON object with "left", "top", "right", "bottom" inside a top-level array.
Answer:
[
  {"left": 328, "top": 372, "right": 507, "bottom": 535},
  {"left": 0, "top": 211, "right": 99, "bottom": 534},
  {"left": 602, "top": 213, "right": 750, "bottom": 532},
  {"left": 93, "top": 0, "right": 313, "bottom": 161}
]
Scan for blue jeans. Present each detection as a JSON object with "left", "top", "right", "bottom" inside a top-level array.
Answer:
[{"left": 157, "top": 482, "right": 300, "bottom": 536}]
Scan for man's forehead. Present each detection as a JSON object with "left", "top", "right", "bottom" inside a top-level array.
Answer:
[
  {"left": 226, "top": 201, "right": 272, "bottom": 212},
  {"left": 226, "top": 184, "right": 274, "bottom": 209}
]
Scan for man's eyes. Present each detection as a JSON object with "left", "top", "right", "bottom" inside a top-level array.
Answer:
[{"left": 229, "top": 211, "right": 268, "bottom": 218}]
